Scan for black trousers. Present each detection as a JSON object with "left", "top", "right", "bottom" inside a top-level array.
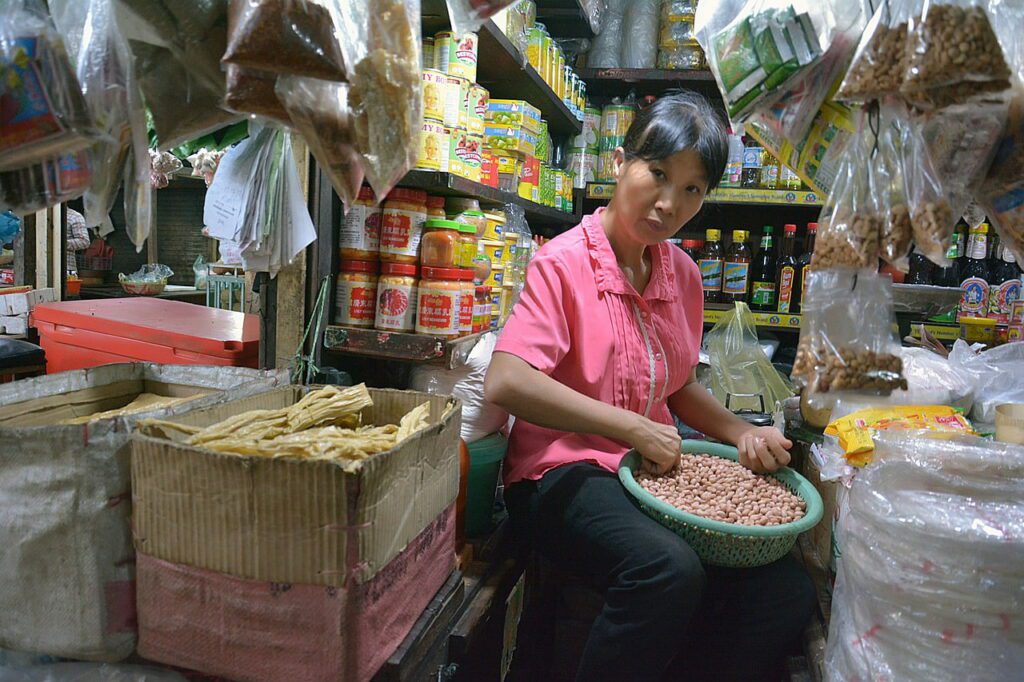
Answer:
[{"left": 505, "top": 462, "right": 817, "bottom": 682}]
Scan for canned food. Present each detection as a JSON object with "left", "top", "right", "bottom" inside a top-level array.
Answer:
[
  {"left": 568, "top": 149, "right": 598, "bottom": 187},
  {"left": 416, "top": 119, "right": 449, "bottom": 171},
  {"left": 601, "top": 104, "right": 636, "bottom": 141},
  {"left": 467, "top": 83, "right": 489, "bottom": 136},
  {"left": 482, "top": 240, "right": 505, "bottom": 263},
  {"left": 443, "top": 75, "right": 469, "bottom": 128},
  {"left": 421, "top": 69, "right": 447, "bottom": 122},
  {"left": 422, "top": 38, "right": 435, "bottom": 69},
  {"left": 600, "top": 134, "right": 625, "bottom": 154},
  {"left": 483, "top": 211, "right": 505, "bottom": 240},
  {"left": 447, "top": 127, "right": 467, "bottom": 177},
  {"left": 526, "top": 27, "right": 544, "bottom": 71},
  {"left": 596, "top": 149, "right": 616, "bottom": 183},
  {"left": 453, "top": 132, "right": 483, "bottom": 183},
  {"left": 573, "top": 107, "right": 601, "bottom": 151},
  {"left": 435, "top": 29, "right": 478, "bottom": 81},
  {"left": 433, "top": 31, "right": 453, "bottom": 73}
]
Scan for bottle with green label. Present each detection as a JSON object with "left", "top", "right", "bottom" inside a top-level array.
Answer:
[
  {"left": 723, "top": 230, "right": 752, "bottom": 303},
  {"left": 698, "top": 229, "right": 724, "bottom": 303},
  {"left": 750, "top": 226, "right": 778, "bottom": 311}
]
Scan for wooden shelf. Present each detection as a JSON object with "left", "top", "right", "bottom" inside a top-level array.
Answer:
[
  {"left": 578, "top": 68, "right": 718, "bottom": 99},
  {"left": 703, "top": 305, "right": 802, "bottom": 330},
  {"left": 401, "top": 170, "right": 579, "bottom": 227},
  {"left": 585, "top": 183, "right": 823, "bottom": 207},
  {"left": 323, "top": 326, "right": 494, "bottom": 369}
]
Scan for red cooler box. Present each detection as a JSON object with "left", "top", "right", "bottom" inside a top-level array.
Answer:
[{"left": 31, "top": 298, "right": 260, "bottom": 373}]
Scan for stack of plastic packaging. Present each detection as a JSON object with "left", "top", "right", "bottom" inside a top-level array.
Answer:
[{"left": 826, "top": 432, "right": 1024, "bottom": 680}]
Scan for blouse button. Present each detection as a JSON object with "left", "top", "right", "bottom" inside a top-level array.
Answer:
[{"left": 655, "top": 353, "right": 663, "bottom": 361}]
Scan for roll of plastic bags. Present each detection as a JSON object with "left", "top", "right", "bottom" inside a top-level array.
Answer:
[
  {"left": 587, "top": 0, "right": 624, "bottom": 69},
  {"left": 620, "top": 0, "right": 659, "bottom": 69}
]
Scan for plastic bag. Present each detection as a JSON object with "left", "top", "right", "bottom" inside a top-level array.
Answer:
[
  {"left": 120, "top": 263, "right": 173, "bottom": 283},
  {"left": 0, "top": 0, "right": 98, "bottom": 172},
  {"left": 837, "top": 0, "right": 913, "bottom": 103},
  {"left": 193, "top": 255, "right": 208, "bottom": 290},
  {"left": 580, "top": 0, "right": 608, "bottom": 34},
  {"left": 621, "top": 0, "right": 659, "bottom": 69},
  {"left": 0, "top": 663, "right": 188, "bottom": 682},
  {"left": 275, "top": 75, "right": 364, "bottom": 210},
  {"left": 704, "top": 302, "right": 794, "bottom": 413},
  {"left": 920, "top": 97, "right": 1008, "bottom": 202},
  {"left": 875, "top": 102, "right": 913, "bottom": 269},
  {"left": 0, "top": 150, "right": 93, "bottom": 216},
  {"left": 902, "top": 104, "right": 960, "bottom": 266},
  {"left": 123, "top": 144, "right": 152, "bottom": 251},
  {"left": 793, "top": 269, "right": 907, "bottom": 406},
  {"left": 978, "top": 89, "right": 1024, "bottom": 263},
  {"left": 328, "top": 0, "right": 422, "bottom": 199},
  {"left": 897, "top": 345, "right": 975, "bottom": 413},
  {"left": 826, "top": 432, "right": 1024, "bottom": 681},
  {"left": 948, "top": 338, "right": 1024, "bottom": 424},
  {"left": 186, "top": 147, "right": 224, "bottom": 186},
  {"left": 587, "top": 0, "right": 625, "bottom": 69},
  {"left": 223, "top": 64, "right": 291, "bottom": 123},
  {"left": 222, "top": 0, "right": 345, "bottom": 81},
  {"left": 443, "top": 0, "right": 520, "bottom": 40},
  {"left": 810, "top": 110, "right": 881, "bottom": 270}
]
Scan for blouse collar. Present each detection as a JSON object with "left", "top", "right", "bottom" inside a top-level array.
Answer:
[{"left": 581, "top": 208, "right": 677, "bottom": 302}]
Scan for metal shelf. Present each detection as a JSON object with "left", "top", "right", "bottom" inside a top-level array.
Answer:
[
  {"left": 703, "top": 305, "right": 802, "bottom": 330},
  {"left": 323, "top": 326, "right": 493, "bottom": 369},
  {"left": 585, "top": 183, "right": 823, "bottom": 207}
]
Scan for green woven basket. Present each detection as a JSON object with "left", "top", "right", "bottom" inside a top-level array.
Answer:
[{"left": 619, "top": 440, "right": 823, "bottom": 568}]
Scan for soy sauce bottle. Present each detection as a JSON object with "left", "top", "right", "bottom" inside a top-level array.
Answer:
[
  {"left": 776, "top": 224, "right": 799, "bottom": 313},
  {"left": 723, "top": 230, "right": 752, "bottom": 303},
  {"left": 698, "top": 229, "right": 725, "bottom": 304},
  {"left": 750, "top": 226, "right": 778, "bottom": 311}
]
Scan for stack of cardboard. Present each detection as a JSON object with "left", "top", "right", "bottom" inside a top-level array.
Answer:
[{"left": 0, "top": 287, "right": 56, "bottom": 336}]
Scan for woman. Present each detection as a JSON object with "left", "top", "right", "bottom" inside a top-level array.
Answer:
[{"left": 484, "top": 92, "right": 815, "bottom": 682}]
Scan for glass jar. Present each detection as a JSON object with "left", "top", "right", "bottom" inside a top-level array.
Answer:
[
  {"left": 452, "top": 208, "right": 487, "bottom": 240},
  {"left": 380, "top": 188, "right": 428, "bottom": 264},
  {"left": 416, "top": 267, "right": 463, "bottom": 338},
  {"left": 421, "top": 219, "right": 462, "bottom": 268},
  {"left": 426, "top": 194, "right": 446, "bottom": 220},
  {"left": 339, "top": 185, "right": 381, "bottom": 261},
  {"left": 335, "top": 260, "right": 379, "bottom": 328},
  {"left": 473, "top": 285, "right": 492, "bottom": 333},
  {"left": 459, "top": 269, "right": 475, "bottom": 336},
  {"left": 375, "top": 262, "right": 418, "bottom": 332},
  {"left": 457, "top": 223, "right": 478, "bottom": 268}
]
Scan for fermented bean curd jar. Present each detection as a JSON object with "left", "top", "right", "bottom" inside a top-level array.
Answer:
[
  {"left": 375, "top": 262, "right": 418, "bottom": 332},
  {"left": 416, "top": 267, "right": 463, "bottom": 338},
  {"left": 426, "top": 195, "right": 447, "bottom": 220},
  {"left": 421, "top": 219, "right": 462, "bottom": 268},
  {"left": 459, "top": 270, "right": 475, "bottom": 336},
  {"left": 457, "top": 223, "right": 478, "bottom": 268},
  {"left": 473, "top": 286, "right": 491, "bottom": 333},
  {"left": 335, "top": 260, "right": 379, "bottom": 328},
  {"left": 339, "top": 185, "right": 381, "bottom": 261},
  {"left": 380, "top": 188, "right": 427, "bottom": 264}
]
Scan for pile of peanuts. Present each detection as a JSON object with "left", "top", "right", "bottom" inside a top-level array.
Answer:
[
  {"left": 637, "top": 454, "right": 806, "bottom": 527},
  {"left": 810, "top": 213, "right": 881, "bottom": 270},
  {"left": 840, "top": 22, "right": 908, "bottom": 99},
  {"left": 793, "top": 336, "right": 907, "bottom": 394},
  {"left": 905, "top": 5, "right": 1010, "bottom": 91},
  {"left": 882, "top": 202, "right": 913, "bottom": 262},
  {"left": 910, "top": 199, "right": 955, "bottom": 260}
]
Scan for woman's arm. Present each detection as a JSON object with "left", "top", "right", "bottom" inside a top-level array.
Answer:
[
  {"left": 485, "top": 351, "right": 682, "bottom": 474},
  {"left": 668, "top": 370, "right": 792, "bottom": 473}
]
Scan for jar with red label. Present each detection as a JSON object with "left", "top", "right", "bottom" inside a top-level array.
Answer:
[
  {"left": 426, "top": 195, "right": 446, "bottom": 220},
  {"left": 421, "top": 219, "right": 462, "bottom": 268},
  {"left": 335, "top": 260, "right": 379, "bottom": 328},
  {"left": 473, "top": 285, "right": 492, "bottom": 333},
  {"left": 375, "top": 263, "right": 418, "bottom": 332},
  {"left": 416, "top": 267, "right": 462, "bottom": 338},
  {"left": 459, "top": 269, "right": 475, "bottom": 336},
  {"left": 339, "top": 185, "right": 381, "bottom": 261},
  {"left": 380, "top": 188, "right": 428, "bottom": 264}
]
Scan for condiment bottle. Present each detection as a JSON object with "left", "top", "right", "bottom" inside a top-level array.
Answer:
[
  {"left": 723, "top": 230, "right": 752, "bottom": 304},
  {"left": 698, "top": 229, "right": 724, "bottom": 304}
]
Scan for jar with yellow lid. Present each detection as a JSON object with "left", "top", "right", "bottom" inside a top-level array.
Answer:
[
  {"left": 416, "top": 267, "right": 463, "bottom": 338},
  {"left": 426, "top": 195, "right": 447, "bottom": 220},
  {"left": 335, "top": 260, "right": 379, "bottom": 328},
  {"left": 421, "top": 219, "right": 462, "bottom": 269},
  {"left": 380, "top": 188, "right": 428, "bottom": 264},
  {"left": 458, "top": 269, "right": 475, "bottom": 336},
  {"left": 375, "top": 262, "right": 418, "bottom": 333},
  {"left": 457, "top": 223, "right": 478, "bottom": 269},
  {"left": 339, "top": 185, "right": 381, "bottom": 261}
]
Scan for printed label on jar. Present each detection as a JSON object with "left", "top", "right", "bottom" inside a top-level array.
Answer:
[
  {"left": 959, "top": 277, "right": 990, "bottom": 317},
  {"left": 336, "top": 283, "right": 378, "bottom": 325},
  {"left": 777, "top": 266, "right": 796, "bottom": 313},
  {"left": 460, "top": 291, "right": 474, "bottom": 331},
  {"left": 376, "top": 283, "right": 417, "bottom": 331},
  {"left": 699, "top": 259, "right": 723, "bottom": 291},
  {"left": 339, "top": 204, "right": 380, "bottom": 252},
  {"left": 723, "top": 262, "right": 750, "bottom": 295},
  {"left": 381, "top": 208, "right": 425, "bottom": 256},
  {"left": 988, "top": 278, "right": 1022, "bottom": 323},
  {"left": 417, "top": 291, "right": 459, "bottom": 335}
]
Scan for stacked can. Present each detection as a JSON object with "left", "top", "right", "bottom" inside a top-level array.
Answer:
[
  {"left": 427, "top": 30, "right": 489, "bottom": 182},
  {"left": 568, "top": 105, "right": 600, "bottom": 190},
  {"left": 658, "top": 1, "right": 706, "bottom": 70},
  {"left": 596, "top": 102, "right": 636, "bottom": 182},
  {"left": 524, "top": 22, "right": 584, "bottom": 122}
]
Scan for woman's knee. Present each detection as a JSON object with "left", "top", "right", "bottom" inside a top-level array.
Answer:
[{"left": 625, "top": 538, "right": 706, "bottom": 612}]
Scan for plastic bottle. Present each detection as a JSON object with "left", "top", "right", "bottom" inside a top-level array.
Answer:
[
  {"left": 723, "top": 230, "right": 752, "bottom": 303},
  {"left": 698, "top": 229, "right": 724, "bottom": 303},
  {"left": 931, "top": 241, "right": 961, "bottom": 288},
  {"left": 758, "top": 151, "right": 780, "bottom": 190},
  {"left": 749, "top": 226, "right": 778, "bottom": 311},
  {"left": 776, "top": 224, "right": 798, "bottom": 314},
  {"left": 721, "top": 129, "right": 744, "bottom": 188},
  {"left": 741, "top": 138, "right": 763, "bottom": 189}
]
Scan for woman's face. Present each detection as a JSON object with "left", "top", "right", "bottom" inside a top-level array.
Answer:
[{"left": 609, "top": 147, "right": 710, "bottom": 245}]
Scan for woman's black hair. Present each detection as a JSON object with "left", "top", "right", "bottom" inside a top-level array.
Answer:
[{"left": 621, "top": 90, "right": 729, "bottom": 191}]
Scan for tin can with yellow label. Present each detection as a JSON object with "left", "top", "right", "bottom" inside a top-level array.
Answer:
[
  {"left": 421, "top": 69, "right": 447, "bottom": 122},
  {"left": 416, "top": 119, "right": 449, "bottom": 172},
  {"left": 443, "top": 75, "right": 469, "bottom": 128},
  {"left": 467, "top": 83, "right": 488, "bottom": 136}
]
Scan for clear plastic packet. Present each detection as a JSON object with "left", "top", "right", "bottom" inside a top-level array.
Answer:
[
  {"left": 223, "top": 64, "right": 291, "bottom": 123},
  {"left": 978, "top": 89, "right": 1024, "bottom": 263},
  {"left": 589, "top": 0, "right": 626, "bottom": 69},
  {"left": 836, "top": 0, "right": 912, "bottom": 102},
  {"left": 275, "top": 75, "right": 364, "bottom": 210},
  {"left": 876, "top": 102, "right": 913, "bottom": 269},
  {"left": 329, "top": 0, "right": 422, "bottom": 199},
  {"left": 120, "top": 262, "right": 173, "bottom": 283},
  {"left": 901, "top": 105, "right": 960, "bottom": 266},
  {"left": 0, "top": 150, "right": 93, "bottom": 215},
  {"left": 621, "top": 0, "right": 660, "bottom": 69},
  {"left": 919, "top": 96, "right": 1008, "bottom": 199},
  {"left": 793, "top": 269, "right": 907, "bottom": 407},
  {"left": 0, "top": 0, "right": 98, "bottom": 172},
  {"left": 222, "top": 0, "right": 346, "bottom": 81},
  {"left": 810, "top": 111, "right": 881, "bottom": 270},
  {"left": 902, "top": 0, "right": 1012, "bottom": 99},
  {"left": 444, "top": 0, "right": 520, "bottom": 40},
  {"left": 123, "top": 145, "right": 153, "bottom": 250}
]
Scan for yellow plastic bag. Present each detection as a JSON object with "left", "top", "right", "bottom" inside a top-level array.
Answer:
[
  {"left": 705, "top": 302, "right": 794, "bottom": 413},
  {"left": 826, "top": 405, "right": 975, "bottom": 466}
]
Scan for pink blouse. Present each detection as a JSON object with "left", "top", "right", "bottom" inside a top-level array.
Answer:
[{"left": 494, "top": 208, "right": 705, "bottom": 485}]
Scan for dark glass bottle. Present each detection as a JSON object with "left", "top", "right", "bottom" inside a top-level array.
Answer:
[
  {"left": 932, "top": 241, "right": 961, "bottom": 288},
  {"left": 776, "top": 223, "right": 799, "bottom": 313},
  {"left": 988, "top": 245, "right": 1022, "bottom": 323},
  {"left": 908, "top": 248, "right": 936, "bottom": 285},
  {"left": 723, "top": 230, "right": 752, "bottom": 303},
  {"left": 750, "top": 226, "right": 778, "bottom": 311},
  {"left": 698, "top": 229, "right": 725, "bottom": 304},
  {"left": 958, "top": 223, "right": 992, "bottom": 319},
  {"left": 793, "top": 222, "right": 817, "bottom": 313},
  {"left": 681, "top": 239, "right": 702, "bottom": 263}
]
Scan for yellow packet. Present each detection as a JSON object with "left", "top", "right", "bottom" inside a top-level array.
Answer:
[{"left": 826, "top": 405, "right": 975, "bottom": 466}]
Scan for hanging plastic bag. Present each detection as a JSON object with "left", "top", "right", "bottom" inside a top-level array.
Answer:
[
  {"left": 948, "top": 338, "right": 1024, "bottom": 423},
  {"left": 444, "top": 0, "right": 520, "bottom": 40},
  {"left": 875, "top": 102, "right": 913, "bottom": 270},
  {"left": 123, "top": 146, "right": 153, "bottom": 251},
  {"left": 836, "top": 0, "right": 913, "bottom": 103},
  {"left": 901, "top": 103, "right": 960, "bottom": 266},
  {"left": 276, "top": 75, "right": 364, "bottom": 210},
  {"left": 0, "top": 150, "right": 93, "bottom": 216},
  {"left": 978, "top": 89, "right": 1024, "bottom": 263},
  {"left": 919, "top": 97, "right": 1008, "bottom": 205},
  {"left": 222, "top": 0, "right": 345, "bottom": 81},
  {"left": 621, "top": 0, "right": 660, "bottom": 69},
  {"left": 328, "top": 0, "right": 422, "bottom": 199},
  {"left": 793, "top": 269, "right": 907, "bottom": 408},
  {"left": 0, "top": 0, "right": 99, "bottom": 172},
  {"left": 810, "top": 109, "right": 881, "bottom": 270},
  {"left": 588, "top": 0, "right": 625, "bottom": 69},
  {"left": 704, "top": 302, "right": 794, "bottom": 413},
  {"left": 223, "top": 64, "right": 291, "bottom": 123}
]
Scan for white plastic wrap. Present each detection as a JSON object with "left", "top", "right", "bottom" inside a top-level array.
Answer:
[
  {"left": 948, "top": 339, "right": 1024, "bottom": 424},
  {"left": 443, "top": 0, "right": 520, "bottom": 40},
  {"left": 409, "top": 332, "right": 508, "bottom": 444},
  {"left": 620, "top": 0, "right": 659, "bottom": 69},
  {"left": 587, "top": 0, "right": 624, "bottom": 69},
  {"left": 826, "top": 432, "right": 1024, "bottom": 681},
  {"left": 896, "top": 346, "right": 975, "bottom": 414}
]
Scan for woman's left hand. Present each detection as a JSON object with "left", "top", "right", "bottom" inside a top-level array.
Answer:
[{"left": 736, "top": 427, "right": 792, "bottom": 474}]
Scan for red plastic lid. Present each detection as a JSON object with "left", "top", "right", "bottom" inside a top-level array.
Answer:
[
  {"left": 386, "top": 187, "right": 428, "bottom": 204},
  {"left": 421, "top": 266, "right": 465, "bottom": 280},
  {"left": 357, "top": 185, "right": 375, "bottom": 201},
  {"left": 681, "top": 239, "right": 703, "bottom": 248},
  {"left": 426, "top": 195, "right": 446, "bottom": 209},
  {"left": 339, "top": 259, "right": 380, "bottom": 273},
  {"left": 381, "top": 262, "right": 418, "bottom": 276},
  {"left": 475, "top": 285, "right": 492, "bottom": 295},
  {"left": 30, "top": 299, "right": 259, "bottom": 360},
  {"left": 784, "top": 223, "right": 797, "bottom": 233},
  {"left": 807, "top": 222, "right": 819, "bottom": 233}
]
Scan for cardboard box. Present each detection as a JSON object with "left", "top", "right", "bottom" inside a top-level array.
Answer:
[
  {"left": 0, "top": 364, "right": 287, "bottom": 661},
  {"left": 0, "top": 287, "right": 56, "bottom": 316},
  {"left": 485, "top": 124, "right": 538, "bottom": 157},
  {"left": 486, "top": 99, "right": 542, "bottom": 134},
  {"left": 136, "top": 507, "right": 456, "bottom": 682},
  {"left": 799, "top": 443, "right": 839, "bottom": 584},
  {"left": 131, "top": 386, "right": 461, "bottom": 587},
  {"left": 0, "top": 314, "right": 27, "bottom": 335}
]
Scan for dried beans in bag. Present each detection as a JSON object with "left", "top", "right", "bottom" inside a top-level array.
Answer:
[
  {"left": 837, "top": 0, "right": 913, "bottom": 103},
  {"left": 223, "top": 65, "right": 291, "bottom": 123},
  {"left": 977, "top": 89, "right": 1024, "bottom": 264},
  {"left": 876, "top": 101, "right": 913, "bottom": 269}
]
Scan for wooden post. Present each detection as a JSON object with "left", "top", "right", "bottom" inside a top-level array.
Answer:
[
  {"left": 307, "top": 161, "right": 342, "bottom": 372},
  {"left": 13, "top": 213, "right": 36, "bottom": 287},
  {"left": 271, "top": 140, "right": 311, "bottom": 370}
]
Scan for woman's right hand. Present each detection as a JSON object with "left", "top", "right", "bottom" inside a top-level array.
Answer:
[{"left": 625, "top": 413, "right": 681, "bottom": 475}]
